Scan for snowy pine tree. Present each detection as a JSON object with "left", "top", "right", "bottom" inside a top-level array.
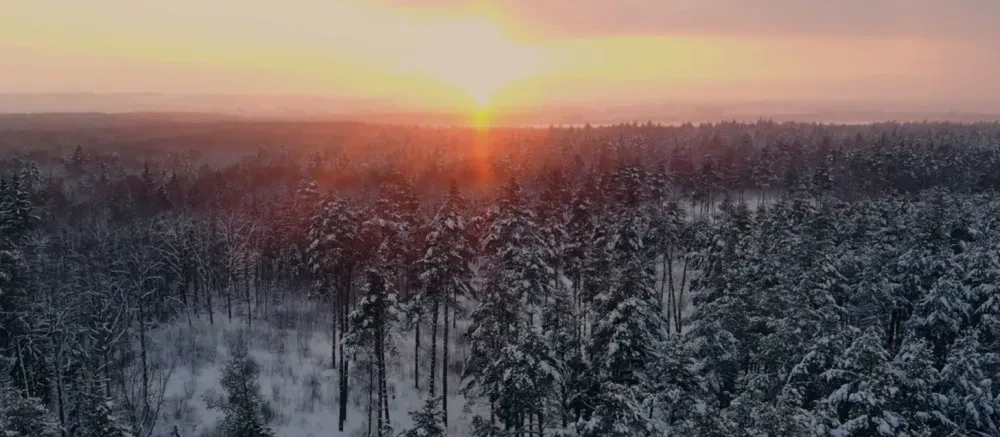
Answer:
[
  {"left": 208, "top": 343, "right": 275, "bottom": 437},
  {"left": 581, "top": 203, "right": 666, "bottom": 437},
  {"left": 400, "top": 397, "right": 446, "bottom": 437},
  {"left": 416, "top": 180, "right": 473, "bottom": 424}
]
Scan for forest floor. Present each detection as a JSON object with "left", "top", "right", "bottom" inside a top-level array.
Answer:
[{"left": 152, "top": 298, "right": 473, "bottom": 437}]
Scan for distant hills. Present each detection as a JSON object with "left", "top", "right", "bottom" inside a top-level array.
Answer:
[{"left": 1, "top": 93, "right": 998, "bottom": 126}]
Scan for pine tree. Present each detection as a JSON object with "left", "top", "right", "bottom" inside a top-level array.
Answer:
[
  {"left": 817, "top": 328, "right": 913, "bottom": 437},
  {"left": 209, "top": 343, "right": 275, "bottom": 437},
  {"left": 466, "top": 177, "right": 556, "bottom": 433},
  {"left": 543, "top": 274, "right": 585, "bottom": 430},
  {"left": 345, "top": 265, "right": 403, "bottom": 437},
  {"left": 400, "top": 397, "right": 446, "bottom": 437},
  {"left": 0, "top": 175, "right": 37, "bottom": 237},
  {"left": 462, "top": 264, "right": 520, "bottom": 426},
  {"left": 482, "top": 177, "right": 552, "bottom": 314},
  {"left": 581, "top": 205, "right": 666, "bottom": 437},
  {"left": 306, "top": 196, "right": 359, "bottom": 432},
  {"left": 935, "top": 333, "right": 999, "bottom": 435},
  {"left": 416, "top": 180, "right": 473, "bottom": 425}
]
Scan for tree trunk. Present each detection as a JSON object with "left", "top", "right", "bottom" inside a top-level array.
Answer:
[
  {"left": 443, "top": 301, "right": 450, "bottom": 428},
  {"left": 52, "top": 339, "right": 66, "bottom": 436},
  {"left": 368, "top": 356, "right": 374, "bottom": 437},
  {"left": 414, "top": 312, "right": 421, "bottom": 390},
  {"left": 138, "top": 304, "right": 150, "bottom": 427},
  {"left": 254, "top": 259, "right": 261, "bottom": 315},
  {"left": 666, "top": 246, "right": 675, "bottom": 333},
  {"left": 538, "top": 411, "right": 545, "bottom": 437},
  {"left": 377, "top": 321, "right": 386, "bottom": 437},
  {"left": 338, "top": 271, "right": 350, "bottom": 431},
  {"left": 204, "top": 273, "right": 214, "bottom": 325},
  {"left": 245, "top": 265, "right": 252, "bottom": 328},
  {"left": 192, "top": 273, "right": 200, "bottom": 318},
  {"left": 226, "top": 275, "right": 233, "bottom": 322},
  {"left": 185, "top": 277, "right": 193, "bottom": 328},
  {"left": 331, "top": 289, "right": 337, "bottom": 369},
  {"left": 675, "top": 258, "right": 688, "bottom": 333},
  {"left": 428, "top": 299, "right": 439, "bottom": 398},
  {"left": 660, "top": 252, "right": 669, "bottom": 330},
  {"left": 380, "top": 328, "right": 390, "bottom": 431},
  {"left": 180, "top": 268, "right": 189, "bottom": 310}
]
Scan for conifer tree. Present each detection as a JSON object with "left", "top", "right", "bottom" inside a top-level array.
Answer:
[
  {"left": 400, "top": 397, "right": 446, "bottom": 437},
  {"left": 581, "top": 202, "right": 666, "bottom": 437},
  {"left": 208, "top": 343, "right": 275, "bottom": 437},
  {"left": 416, "top": 180, "right": 473, "bottom": 424}
]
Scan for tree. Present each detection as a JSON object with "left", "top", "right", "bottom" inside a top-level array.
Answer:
[
  {"left": 307, "top": 196, "right": 360, "bottom": 431},
  {"left": 816, "top": 328, "right": 917, "bottom": 437},
  {"left": 935, "top": 333, "right": 999, "bottom": 435},
  {"left": 581, "top": 207, "right": 665, "bottom": 437},
  {"left": 400, "top": 397, "right": 446, "bottom": 437},
  {"left": 0, "top": 373, "right": 60, "bottom": 437},
  {"left": 208, "top": 343, "right": 275, "bottom": 437},
  {"left": 466, "top": 176, "right": 557, "bottom": 433},
  {"left": 416, "top": 180, "right": 473, "bottom": 424},
  {"left": 345, "top": 266, "right": 403, "bottom": 437}
]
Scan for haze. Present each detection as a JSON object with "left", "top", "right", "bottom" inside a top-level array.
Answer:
[{"left": 4, "top": 0, "right": 1000, "bottom": 118}]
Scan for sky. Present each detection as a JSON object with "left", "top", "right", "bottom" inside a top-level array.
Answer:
[{"left": 3, "top": 0, "right": 1000, "bottom": 114}]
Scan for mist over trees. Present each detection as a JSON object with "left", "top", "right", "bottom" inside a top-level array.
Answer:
[{"left": 2, "top": 119, "right": 1000, "bottom": 436}]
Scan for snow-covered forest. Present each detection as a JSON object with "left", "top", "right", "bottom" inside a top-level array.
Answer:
[{"left": 2, "top": 120, "right": 1000, "bottom": 436}]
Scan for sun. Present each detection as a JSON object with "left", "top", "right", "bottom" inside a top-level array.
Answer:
[
  {"left": 393, "top": 15, "right": 545, "bottom": 125},
  {"left": 472, "top": 104, "right": 492, "bottom": 130}
]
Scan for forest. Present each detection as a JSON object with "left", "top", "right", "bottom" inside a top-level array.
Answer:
[{"left": 2, "top": 119, "right": 1000, "bottom": 437}]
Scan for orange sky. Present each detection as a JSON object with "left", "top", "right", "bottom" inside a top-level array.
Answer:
[{"left": 3, "top": 0, "right": 1000, "bottom": 114}]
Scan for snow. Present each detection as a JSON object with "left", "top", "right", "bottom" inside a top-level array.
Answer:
[
  {"left": 693, "top": 400, "right": 706, "bottom": 414},
  {"left": 152, "top": 299, "right": 470, "bottom": 437}
]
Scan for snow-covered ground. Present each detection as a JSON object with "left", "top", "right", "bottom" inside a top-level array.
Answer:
[{"left": 152, "top": 299, "right": 471, "bottom": 437}]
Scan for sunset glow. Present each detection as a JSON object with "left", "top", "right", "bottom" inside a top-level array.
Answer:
[{"left": 3, "top": 0, "right": 1000, "bottom": 124}]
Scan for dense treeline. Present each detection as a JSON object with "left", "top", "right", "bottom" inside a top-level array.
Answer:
[{"left": 1, "top": 120, "right": 999, "bottom": 436}]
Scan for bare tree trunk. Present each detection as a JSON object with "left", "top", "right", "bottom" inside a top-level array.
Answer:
[
  {"left": 368, "top": 357, "right": 374, "bottom": 437},
  {"left": 331, "top": 289, "right": 337, "bottom": 369},
  {"left": 574, "top": 273, "right": 583, "bottom": 354},
  {"left": 180, "top": 268, "right": 189, "bottom": 313},
  {"left": 442, "top": 302, "right": 450, "bottom": 428},
  {"left": 245, "top": 265, "right": 252, "bottom": 328},
  {"left": 192, "top": 273, "right": 200, "bottom": 318},
  {"left": 226, "top": 275, "right": 233, "bottom": 322},
  {"left": 414, "top": 312, "right": 421, "bottom": 390},
  {"left": 204, "top": 273, "right": 214, "bottom": 325},
  {"left": 377, "top": 321, "right": 386, "bottom": 437},
  {"left": 675, "top": 258, "right": 689, "bottom": 333},
  {"left": 666, "top": 246, "right": 675, "bottom": 334},
  {"left": 138, "top": 304, "right": 150, "bottom": 427},
  {"left": 539, "top": 411, "right": 545, "bottom": 437},
  {"left": 254, "top": 259, "right": 261, "bottom": 315},
  {"left": 338, "top": 268, "right": 351, "bottom": 432},
  {"left": 428, "top": 299, "right": 439, "bottom": 398},
  {"left": 660, "top": 253, "right": 669, "bottom": 331},
  {"left": 380, "top": 325, "right": 390, "bottom": 431}
]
